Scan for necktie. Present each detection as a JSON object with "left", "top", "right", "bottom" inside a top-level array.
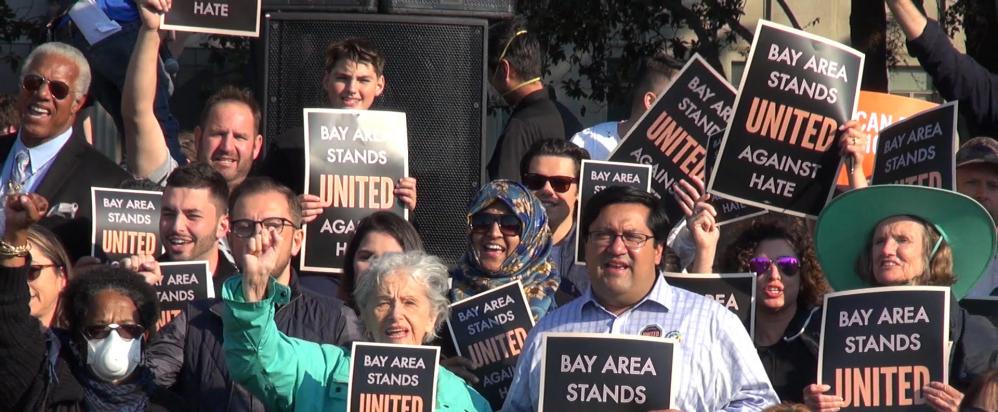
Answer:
[{"left": 9, "top": 149, "right": 30, "bottom": 194}]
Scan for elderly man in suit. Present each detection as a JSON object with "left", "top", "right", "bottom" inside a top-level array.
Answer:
[{"left": 0, "top": 42, "right": 129, "bottom": 258}]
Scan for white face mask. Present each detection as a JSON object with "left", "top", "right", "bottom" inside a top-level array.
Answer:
[{"left": 85, "top": 326, "right": 142, "bottom": 383}]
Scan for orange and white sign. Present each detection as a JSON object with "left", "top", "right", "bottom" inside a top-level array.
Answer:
[{"left": 837, "top": 91, "right": 938, "bottom": 186}]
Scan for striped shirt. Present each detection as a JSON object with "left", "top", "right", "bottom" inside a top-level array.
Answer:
[{"left": 502, "top": 273, "right": 780, "bottom": 411}]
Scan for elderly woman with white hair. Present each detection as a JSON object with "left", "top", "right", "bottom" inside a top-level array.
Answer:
[{"left": 222, "top": 231, "right": 491, "bottom": 412}]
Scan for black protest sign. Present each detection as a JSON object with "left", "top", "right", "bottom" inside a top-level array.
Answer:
[
  {"left": 709, "top": 20, "right": 864, "bottom": 218},
  {"left": 446, "top": 281, "right": 535, "bottom": 409},
  {"left": 347, "top": 342, "right": 439, "bottom": 412},
  {"left": 161, "top": 0, "right": 261, "bottom": 37},
  {"left": 871, "top": 101, "right": 957, "bottom": 189},
  {"left": 155, "top": 261, "right": 210, "bottom": 329},
  {"left": 539, "top": 333, "right": 676, "bottom": 412},
  {"left": 90, "top": 188, "right": 161, "bottom": 262},
  {"left": 300, "top": 109, "right": 408, "bottom": 273},
  {"left": 664, "top": 272, "right": 756, "bottom": 337},
  {"left": 609, "top": 54, "right": 736, "bottom": 223},
  {"left": 959, "top": 297, "right": 997, "bottom": 326},
  {"left": 574, "top": 160, "right": 652, "bottom": 265},
  {"left": 705, "top": 133, "right": 768, "bottom": 224},
  {"left": 818, "top": 287, "right": 949, "bottom": 410}
]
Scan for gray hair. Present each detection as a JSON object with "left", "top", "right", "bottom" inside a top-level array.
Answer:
[
  {"left": 21, "top": 42, "right": 91, "bottom": 99},
  {"left": 353, "top": 251, "right": 451, "bottom": 343}
]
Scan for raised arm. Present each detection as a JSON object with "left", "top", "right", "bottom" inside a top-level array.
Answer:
[
  {"left": 0, "top": 194, "right": 51, "bottom": 408},
  {"left": 123, "top": 0, "right": 174, "bottom": 182},
  {"left": 886, "top": 0, "right": 998, "bottom": 131},
  {"left": 222, "top": 228, "right": 350, "bottom": 411}
]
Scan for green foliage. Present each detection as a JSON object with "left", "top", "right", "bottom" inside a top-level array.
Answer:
[
  {"left": 0, "top": 2, "right": 48, "bottom": 72},
  {"left": 518, "top": 0, "right": 750, "bottom": 105}
]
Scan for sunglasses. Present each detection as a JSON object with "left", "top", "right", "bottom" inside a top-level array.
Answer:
[
  {"left": 22, "top": 74, "right": 71, "bottom": 101},
  {"left": 748, "top": 256, "right": 800, "bottom": 277},
  {"left": 27, "top": 264, "right": 60, "bottom": 281},
  {"left": 470, "top": 213, "right": 521, "bottom": 236},
  {"left": 521, "top": 173, "right": 578, "bottom": 193},
  {"left": 82, "top": 323, "right": 146, "bottom": 340}
]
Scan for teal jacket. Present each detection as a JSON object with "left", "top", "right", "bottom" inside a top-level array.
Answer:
[{"left": 222, "top": 276, "right": 492, "bottom": 412}]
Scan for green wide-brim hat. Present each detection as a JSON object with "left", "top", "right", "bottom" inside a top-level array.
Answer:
[{"left": 815, "top": 185, "right": 996, "bottom": 299}]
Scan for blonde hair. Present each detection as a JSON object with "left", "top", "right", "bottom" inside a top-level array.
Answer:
[{"left": 855, "top": 215, "right": 955, "bottom": 287}]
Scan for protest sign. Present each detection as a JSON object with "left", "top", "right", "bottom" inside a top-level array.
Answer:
[
  {"left": 818, "top": 287, "right": 949, "bottom": 410},
  {"left": 539, "top": 333, "right": 676, "bottom": 412},
  {"left": 161, "top": 0, "right": 261, "bottom": 37},
  {"left": 709, "top": 20, "right": 864, "bottom": 218},
  {"left": 90, "top": 187, "right": 161, "bottom": 262},
  {"left": 871, "top": 101, "right": 957, "bottom": 189},
  {"left": 347, "top": 342, "right": 439, "bottom": 412},
  {"left": 608, "top": 54, "right": 736, "bottom": 223},
  {"left": 300, "top": 108, "right": 408, "bottom": 273},
  {"left": 705, "top": 133, "right": 768, "bottom": 224},
  {"left": 446, "top": 281, "right": 534, "bottom": 409},
  {"left": 836, "top": 91, "right": 938, "bottom": 186},
  {"left": 574, "top": 160, "right": 652, "bottom": 264},
  {"left": 664, "top": 272, "right": 756, "bottom": 337},
  {"left": 155, "top": 260, "right": 211, "bottom": 329},
  {"left": 959, "top": 296, "right": 997, "bottom": 326}
]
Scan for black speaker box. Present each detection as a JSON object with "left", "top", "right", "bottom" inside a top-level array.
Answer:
[
  {"left": 380, "top": 0, "right": 515, "bottom": 19},
  {"left": 262, "top": 12, "right": 487, "bottom": 266},
  {"left": 262, "top": 0, "right": 377, "bottom": 11}
]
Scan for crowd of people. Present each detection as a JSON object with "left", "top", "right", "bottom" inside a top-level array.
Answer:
[{"left": 0, "top": 0, "right": 996, "bottom": 411}]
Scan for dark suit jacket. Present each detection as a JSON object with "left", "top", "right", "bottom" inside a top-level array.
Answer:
[{"left": 0, "top": 130, "right": 130, "bottom": 260}]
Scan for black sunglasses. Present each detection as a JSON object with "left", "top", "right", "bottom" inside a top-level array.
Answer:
[
  {"left": 748, "top": 256, "right": 801, "bottom": 277},
  {"left": 27, "top": 264, "right": 60, "bottom": 281},
  {"left": 82, "top": 323, "right": 146, "bottom": 340},
  {"left": 470, "top": 213, "right": 521, "bottom": 236},
  {"left": 521, "top": 173, "right": 577, "bottom": 193},
  {"left": 22, "top": 74, "right": 71, "bottom": 101}
]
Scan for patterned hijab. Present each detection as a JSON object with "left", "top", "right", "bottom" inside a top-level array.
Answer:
[{"left": 450, "top": 180, "right": 560, "bottom": 321}]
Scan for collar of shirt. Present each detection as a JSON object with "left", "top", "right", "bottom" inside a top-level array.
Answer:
[
  {"left": 14, "top": 127, "right": 74, "bottom": 176},
  {"left": 578, "top": 272, "right": 673, "bottom": 317}
]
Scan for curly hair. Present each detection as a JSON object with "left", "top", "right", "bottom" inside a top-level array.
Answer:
[
  {"left": 855, "top": 215, "right": 955, "bottom": 288},
  {"left": 721, "top": 218, "right": 829, "bottom": 307},
  {"left": 62, "top": 267, "right": 160, "bottom": 339}
]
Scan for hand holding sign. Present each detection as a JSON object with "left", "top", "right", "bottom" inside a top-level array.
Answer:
[
  {"left": 242, "top": 227, "right": 282, "bottom": 303},
  {"left": 118, "top": 254, "right": 163, "bottom": 286},
  {"left": 138, "top": 0, "right": 170, "bottom": 31},
  {"left": 687, "top": 202, "right": 719, "bottom": 274},
  {"left": 838, "top": 120, "right": 871, "bottom": 189},
  {"left": 923, "top": 381, "right": 963, "bottom": 412}
]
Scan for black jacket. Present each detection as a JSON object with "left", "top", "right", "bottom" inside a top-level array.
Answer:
[
  {"left": 487, "top": 89, "right": 582, "bottom": 180},
  {"left": 0, "top": 265, "right": 174, "bottom": 411},
  {"left": 0, "top": 131, "right": 130, "bottom": 261},
  {"left": 143, "top": 270, "right": 362, "bottom": 411},
  {"left": 907, "top": 19, "right": 998, "bottom": 133}
]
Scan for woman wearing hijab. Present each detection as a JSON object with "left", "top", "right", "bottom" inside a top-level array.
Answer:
[{"left": 449, "top": 179, "right": 560, "bottom": 321}]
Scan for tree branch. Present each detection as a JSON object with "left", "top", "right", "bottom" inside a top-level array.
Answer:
[{"left": 774, "top": 0, "right": 803, "bottom": 29}]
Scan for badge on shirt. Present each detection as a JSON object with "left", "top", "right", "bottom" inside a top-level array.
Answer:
[
  {"left": 664, "top": 330, "right": 682, "bottom": 343},
  {"left": 640, "top": 324, "right": 663, "bottom": 338}
]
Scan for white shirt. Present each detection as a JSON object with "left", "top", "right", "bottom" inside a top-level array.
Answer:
[{"left": 570, "top": 121, "right": 622, "bottom": 161}]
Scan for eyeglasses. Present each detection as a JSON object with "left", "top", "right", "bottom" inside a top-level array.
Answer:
[
  {"left": 470, "top": 213, "right": 521, "bottom": 236},
  {"left": 22, "top": 74, "right": 71, "bottom": 100},
  {"left": 27, "top": 264, "right": 60, "bottom": 281},
  {"left": 588, "top": 230, "right": 654, "bottom": 250},
  {"left": 230, "top": 217, "right": 297, "bottom": 238},
  {"left": 82, "top": 323, "right": 146, "bottom": 340},
  {"left": 748, "top": 256, "right": 800, "bottom": 277},
  {"left": 521, "top": 173, "right": 578, "bottom": 193}
]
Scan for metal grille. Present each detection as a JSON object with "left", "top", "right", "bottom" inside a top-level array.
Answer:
[
  {"left": 380, "top": 0, "right": 514, "bottom": 18},
  {"left": 264, "top": 13, "right": 486, "bottom": 266},
  {"left": 262, "top": 0, "right": 376, "bottom": 12}
]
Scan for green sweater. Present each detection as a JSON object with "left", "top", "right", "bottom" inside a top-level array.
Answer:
[{"left": 222, "top": 276, "right": 492, "bottom": 412}]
